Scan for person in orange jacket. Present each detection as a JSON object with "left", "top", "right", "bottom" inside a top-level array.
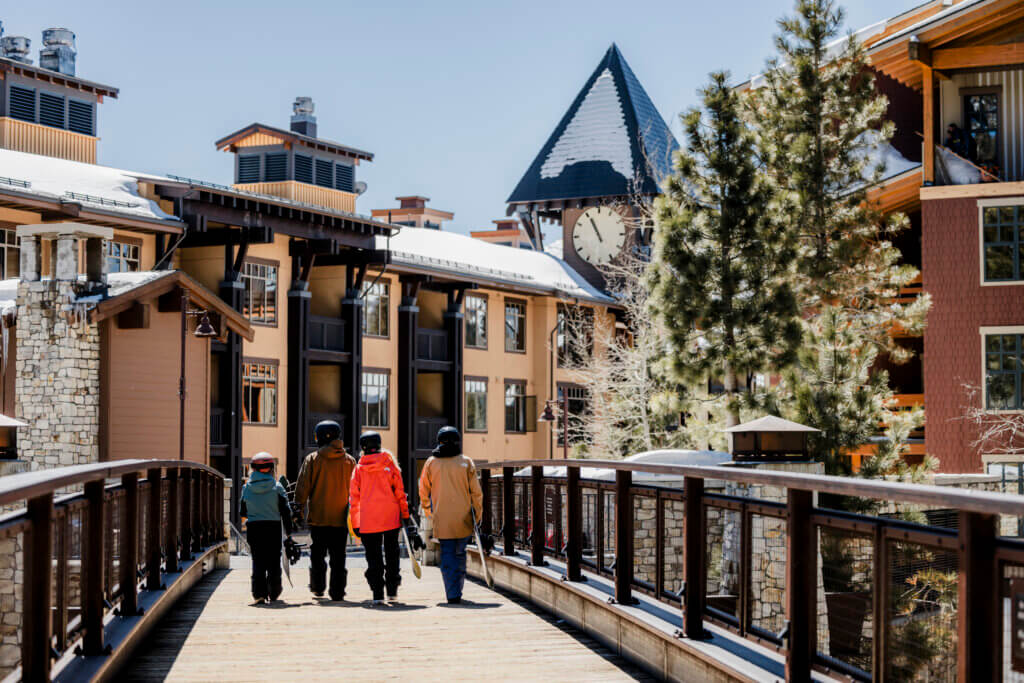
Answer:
[{"left": 349, "top": 431, "right": 424, "bottom": 604}]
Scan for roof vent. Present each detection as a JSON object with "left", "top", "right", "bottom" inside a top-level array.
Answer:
[
  {"left": 1, "top": 35, "right": 32, "bottom": 64},
  {"left": 291, "top": 96, "right": 317, "bottom": 138},
  {"left": 39, "top": 28, "right": 76, "bottom": 76}
]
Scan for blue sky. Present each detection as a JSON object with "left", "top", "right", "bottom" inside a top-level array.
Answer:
[{"left": 5, "top": 0, "right": 909, "bottom": 239}]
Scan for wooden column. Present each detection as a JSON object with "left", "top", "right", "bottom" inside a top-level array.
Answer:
[
  {"left": 22, "top": 493, "right": 53, "bottom": 682},
  {"left": 340, "top": 278, "right": 364, "bottom": 457},
  {"left": 81, "top": 480, "right": 106, "bottom": 655},
  {"left": 443, "top": 291, "right": 465, "bottom": 434},
  {"left": 683, "top": 476, "right": 706, "bottom": 639},
  {"left": 785, "top": 488, "right": 815, "bottom": 681},
  {"left": 923, "top": 64, "right": 935, "bottom": 184},
  {"left": 397, "top": 281, "right": 420, "bottom": 503},
  {"left": 530, "top": 465, "right": 545, "bottom": 566},
  {"left": 146, "top": 467, "right": 163, "bottom": 590},
  {"left": 120, "top": 473, "right": 140, "bottom": 616},
  {"left": 480, "top": 469, "right": 492, "bottom": 535},
  {"left": 614, "top": 469, "right": 634, "bottom": 604},
  {"left": 503, "top": 467, "right": 516, "bottom": 555},
  {"left": 180, "top": 468, "right": 193, "bottom": 562},
  {"left": 958, "top": 511, "right": 1000, "bottom": 681},
  {"left": 566, "top": 465, "right": 583, "bottom": 582}
]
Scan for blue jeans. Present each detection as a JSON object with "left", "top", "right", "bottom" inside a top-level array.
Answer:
[{"left": 439, "top": 537, "right": 471, "bottom": 600}]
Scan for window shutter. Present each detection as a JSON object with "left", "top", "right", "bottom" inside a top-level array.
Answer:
[
  {"left": 334, "top": 163, "right": 354, "bottom": 192},
  {"left": 295, "top": 154, "right": 313, "bottom": 184},
  {"left": 264, "top": 152, "right": 287, "bottom": 182},
  {"left": 68, "top": 99, "right": 94, "bottom": 135},
  {"left": 315, "top": 159, "right": 333, "bottom": 188},
  {"left": 38, "top": 92, "right": 66, "bottom": 129},
  {"left": 9, "top": 85, "right": 35, "bottom": 122},
  {"left": 238, "top": 155, "right": 260, "bottom": 184}
]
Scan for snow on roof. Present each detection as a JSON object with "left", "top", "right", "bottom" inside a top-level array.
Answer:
[
  {"left": 723, "top": 415, "right": 820, "bottom": 433},
  {"left": 937, "top": 146, "right": 982, "bottom": 185},
  {"left": 0, "top": 413, "right": 27, "bottom": 428},
  {"left": 0, "top": 148, "right": 179, "bottom": 224},
  {"left": 0, "top": 278, "right": 17, "bottom": 319},
  {"left": 74, "top": 271, "right": 176, "bottom": 304},
  {"left": 377, "top": 229, "right": 613, "bottom": 303},
  {"left": 851, "top": 129, "right": 921, "bottom": 190},
  {"left": 544, "top": 239, "right": 564, "bottom": 260},
  {"left": 870, "top": 0, "right": 988, "bottom": 51}
]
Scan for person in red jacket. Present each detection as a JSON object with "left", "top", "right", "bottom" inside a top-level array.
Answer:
[{"left": 349, "top": 431, "right": 423, "bottom": 604}]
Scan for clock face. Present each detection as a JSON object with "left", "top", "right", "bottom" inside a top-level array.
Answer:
[{"left": 572, "top": 207, "right": 626, "bottom": 266}]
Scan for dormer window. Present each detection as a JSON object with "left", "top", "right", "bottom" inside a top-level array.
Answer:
[{"left": 6, "top": 84, "right": 95, "bottom": 137}]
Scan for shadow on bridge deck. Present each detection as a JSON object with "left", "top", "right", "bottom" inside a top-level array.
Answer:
[{"left": 118, "top": 556, "right": 654, "bottom": 682}]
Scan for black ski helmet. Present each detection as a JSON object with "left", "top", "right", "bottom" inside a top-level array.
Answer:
[
  {"left": 314, "top": 420, "right": 342, "bottom": 448},
  {"left": 359, "top": 431, "right": 382, "bottom": 454},
  {"left": 436, "top": 426, "right": 460, "bottom": 448}
]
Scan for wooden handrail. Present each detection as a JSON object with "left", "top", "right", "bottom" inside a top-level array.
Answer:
[{"left": 479, "top": 458, "right": 1024, "bottom": 518}]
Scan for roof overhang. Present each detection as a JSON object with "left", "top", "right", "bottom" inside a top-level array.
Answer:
[
  {"left": 0, "top": 57, "right": 119, "bottom": 99},
  {"left": 0, "top": 185, "right": 184, "bottom": 235},
  {"left": 214, "top": 123, "right": 373, "bottom": 162}
]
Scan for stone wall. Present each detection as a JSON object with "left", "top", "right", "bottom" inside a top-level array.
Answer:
[
  {"left": 15, "top": 280, "right": 100, "bottom": 471},
  {"left": 0, "top": 459, "right": 29, "bottom": 678}
]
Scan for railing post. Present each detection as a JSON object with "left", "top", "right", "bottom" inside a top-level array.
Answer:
[
  {"left": 146, "top": 468, "right": 163, "bottom": 590},
  {"left": 180, "top": 468, "right": 193, "bottom": 562},
  {"left": 217, "top": 474, "right": 227, "bottom": 541},
  {"left": 480, "top": 469, "right": 491, "bottom": 535},
  {"left": 22, "top": 493, "right": 53, "bottom": 682},
  {"left": 683, "top": 476, "right": 706, "bottom": 639},
  {"left": 531, "top": 465, "right": 545, "bottom": 566},
  {"left": 503, "top": 467, "right": 515, "bottom": 555},
  {"left": 785, "top": 488, "right": 815, "bottom": 681},
  {"left": 614, "top": 469, "right": 634, "bottom": 604},
  {"left": 958, "top": 510, "right": 1000, "bottom": 681},
  {"left": 81, "top": 480, "right": 106, "bottom": 656},
  {"left": 872, "top": 523, "right": 889, "bottom": 681},
  {"left": 566, "top": 464, "right": 583, "bottom": 582},
  {"left": 120, "top": 472, "right": 140, "bottom": 617},
  {"left": 166, "top": 468, "right": 180, "bottom": 573}
]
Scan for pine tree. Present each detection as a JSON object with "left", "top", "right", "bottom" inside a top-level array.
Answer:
[
  {"left": 649, "top": 72, "right": 801, "bottom": 427},
  {"left": 752, "top": 0, "right": 931, "bottom": 469}
]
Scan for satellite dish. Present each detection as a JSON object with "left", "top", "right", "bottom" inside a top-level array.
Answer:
[{"left": 354, "top": 181, "right": 368, "bottom": 196}]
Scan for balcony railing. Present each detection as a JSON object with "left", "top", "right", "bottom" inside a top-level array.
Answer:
[
  {"left": 308, "top": 316, "right": 347, "bottom": 353},
  {"left": 416, "top": 329, "right": 448, "bottom": 363},
  {"left": 415, "top": 417, "right": 449, "bottom": 451},
  {"left": 210, "top": 407, "right": 227, "bottom": 446}
]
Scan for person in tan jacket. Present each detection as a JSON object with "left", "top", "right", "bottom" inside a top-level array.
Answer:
[
  {"left": 294, "top": 420, "right": 356, "bottom": 600},
  {"left": 418, "top": 426, "right": 483, "bottom": 604}
]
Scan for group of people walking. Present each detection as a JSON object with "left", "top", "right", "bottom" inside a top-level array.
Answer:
[{"left": 239, "top": 421, "right": 483, "bottom": 606}]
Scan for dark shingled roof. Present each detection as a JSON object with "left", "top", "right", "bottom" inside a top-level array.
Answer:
[{"left": 507, "top": 44, "right": 678, "bottom": 206}]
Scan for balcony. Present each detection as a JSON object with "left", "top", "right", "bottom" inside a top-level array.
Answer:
[
  {"left": 308, "top": 316, "right": 347, "bottom": 356},
  {"left": 415, "top": 329, "right": 449, "bottom": 363}
]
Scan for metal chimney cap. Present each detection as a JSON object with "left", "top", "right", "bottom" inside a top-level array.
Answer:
[
  {"left": 41, "top": 28, "right": 75, "bottom": 47},
  {"left": 1, "top": 36, "right": 32, "bottom": 64},
  {"left": 293, "top": 97, "right": 314, "bottom": 116}
]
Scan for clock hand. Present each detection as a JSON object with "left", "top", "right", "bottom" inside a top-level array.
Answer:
[{"left": 588, "top": 218, "right": 604, "bottom": 243}]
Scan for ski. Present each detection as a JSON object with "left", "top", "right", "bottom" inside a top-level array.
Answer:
[
  {"left": 471, "top": 508, "right": 494, "bottom": 588},
  {"left": 400, "top": 524, "right": 422, "bottom": 580},
  {"left": 281, "top": 528, "right": 293, "bottom": 588}
]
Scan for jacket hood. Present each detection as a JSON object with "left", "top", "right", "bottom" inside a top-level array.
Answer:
[
  {"left": 431, "top": 443, "right": 461, "bottom": 458},
  {"left": 357, "top": 450, "right": 399, "bottom": 472},
  {"left": 247, "top": 470, "right": 277, "bottom": 494},
  {"left": 319, "top": 446, "right": 349, "bottom": 460}
]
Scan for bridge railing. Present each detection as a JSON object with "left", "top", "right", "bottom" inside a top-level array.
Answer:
[
  {"left": 0, "top": 459, "right": 226, "bottom": 682},
  {"left": 476, "top": 459, "right": 1024, "bottom": 682}
]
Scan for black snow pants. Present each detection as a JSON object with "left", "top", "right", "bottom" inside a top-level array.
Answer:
[
  {"left": 247, "top": 520, "right": 283, "bottom": 601},
  {"left": 309, "top": 525, "right": 348, "bottom": 599},
  {"left": 361, "top": 528, "right": 401, "bottom": 600}
]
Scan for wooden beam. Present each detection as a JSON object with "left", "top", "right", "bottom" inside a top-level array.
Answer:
[
  {"left": 932, "top": 42, "right": 1024, "bottom": 70},
  {"left": 116, "top": 303, "right": 150, "bottom": 330},
  {"left": 923, "top": 64, "right": 935, "bottom": 185}
]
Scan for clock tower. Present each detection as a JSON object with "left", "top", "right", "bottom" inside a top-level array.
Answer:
[{"left": 506, "top": 44, "right": 678, "bottom": 289}]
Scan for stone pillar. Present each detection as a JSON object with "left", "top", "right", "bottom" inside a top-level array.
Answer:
[
  {"left": 55, "top": 235, "right": 78, "bottom": 282},
  {"left": 19, "top": 239, "right": 40, "bottom": 283}
]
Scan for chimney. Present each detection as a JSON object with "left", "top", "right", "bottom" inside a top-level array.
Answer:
[
  {"left": 39, "top": 28, "right": 76, "bottom": 76},
  {"left": 1, "top": 35, "right": 32, "bottom": 64},
  {"left": 291, "top": 96, "right": 317, "bottom": 137}
]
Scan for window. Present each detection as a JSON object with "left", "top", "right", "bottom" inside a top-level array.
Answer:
[
  {"left": 504, "top": 300, "right": 526, "bottom": 353},
  {"left": 105, "top": 239, "right": 140, "bottom": 273},
  {"left": 362, "top": 280, "right": 389, "bottom": 337},
  {"left": 8, "top": 85, "right": 35, "bottom": 123},
  {"left": 237, "top": 155, "right": 260, "bottom": 184},
  {"left": 241, "top": 261, "right": 278, "bottom": 325},
  {"left": 466, "top": 378, "right": 487, "bottom": 431},
  {"left": 38, "top": 92, "right": 65, "bottom": 129},
  {"left": 985, "top": 334, "right": 1024, "bottom": 410},
  {"left": 294, "top": 154, "right": 313, "bottom": 184},
  {"left": 424, "top": 221, "right": 441, "bottom": 230},
  {"left": 264, "top": 153, "right": 287, "bottom": 182},
  {"left": 242, "top": 360, "right": 277, "bottom": 425},
  {"left": 0, "top": 230, "right": 19, "bottom": 280},
  {"left": 335, "top": 163, "right": 354, "bottom": 192},
  {"left": 557, "top": 384, "right": 589, "bottom": 446},
  {"left": 465, "top": 295, "right": 487, "bottom": 349},
  {"left": 965, "top": 91, "right": 1000, "bottom": 170},
  {"left": 68, "top": 99, "right": 93, "bottom": 136},
  {"left": 557, "top": 304, "right": 594, "bottom": 367},
  {"left": 982, "top": 205, "right": 1023, "bottom": 282},
  {"left": 505, "top": 381, "right": 526, "bottom": 433},
  {"left": 362, "top": 370, "right": 390, "bottom": 428}
]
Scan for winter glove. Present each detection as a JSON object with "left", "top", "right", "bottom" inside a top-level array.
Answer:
[{"left": 406, "top": 524, "right": 426, "bottom": 551}]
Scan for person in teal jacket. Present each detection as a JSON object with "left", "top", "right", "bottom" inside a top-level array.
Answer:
[{"left": 240, "top": 453, "right": 294, "bottom": 604}]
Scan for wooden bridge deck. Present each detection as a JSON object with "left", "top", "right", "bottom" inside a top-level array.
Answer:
[{"left": 119, "top": 555, "right": 653, "bottom": 681}]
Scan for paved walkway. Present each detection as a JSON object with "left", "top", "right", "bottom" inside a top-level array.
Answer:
[{"left": 120, "top": 555, "right": 652, "bottom": 681}]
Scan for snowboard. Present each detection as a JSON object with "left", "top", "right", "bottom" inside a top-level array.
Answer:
[
  {"left": 471, "top": 508, "right": 494, "bottom": 588},
  {"left": 400, "top": 524, "right": 423, "bottom": 580},
  {"left": 281, "top": 528, "right": 293, "bottom": 588}
]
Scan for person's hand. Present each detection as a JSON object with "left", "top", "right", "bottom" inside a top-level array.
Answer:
[
  {"left": 481, "top": 534, "right": 495, "bottom": 554},
  {"left": 406, "top": 524, "right": 426, "bottom": 551}
]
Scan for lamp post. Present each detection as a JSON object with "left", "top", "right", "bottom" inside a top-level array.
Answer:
[
  {"left": 180, "top": 292, "right": 218, "bottom": 461},
  {"left": 538, "top": 393, "right": 569, "bottom": 460}
]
